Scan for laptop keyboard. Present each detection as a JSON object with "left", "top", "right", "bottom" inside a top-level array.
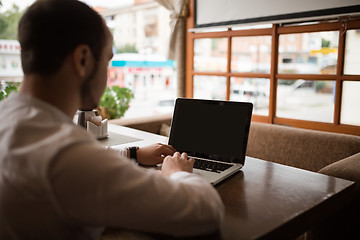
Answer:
[{"left": 193, "top": 158, "right": 233, "bottom": 173}]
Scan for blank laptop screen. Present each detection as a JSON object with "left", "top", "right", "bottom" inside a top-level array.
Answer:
[{"left": 169, "top": 98, "right": 253, "bottom": 164}]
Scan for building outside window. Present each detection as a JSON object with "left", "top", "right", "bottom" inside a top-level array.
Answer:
[
  {"left": 0, "top": 0, "right": 176, "bottom": 119},
  {"left": 100, "top": 0, "right": 176, "bottom": 118},
  {"left": 0, "top": 40, "right": 22, "bottom": 91}
]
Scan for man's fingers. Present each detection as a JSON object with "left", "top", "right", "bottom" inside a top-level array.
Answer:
[
  {"left": 181, "top": 152, "right": 188, "bottom": 159},
  {"left": 161, "top": 145, "right": 176, "bottom": 156},
  {"left": 156, "top": 143, "right": 176, "bottom": 153},
  {"left": 164, "top": 144, "right": 176, "bottom": 152}
]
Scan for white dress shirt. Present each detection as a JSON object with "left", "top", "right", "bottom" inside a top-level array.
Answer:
[{"left": 0, "top": 93, "right": 224, "bottom": 240}]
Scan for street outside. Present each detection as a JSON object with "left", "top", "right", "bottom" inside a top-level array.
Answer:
[
  {"left": 276, "top": 87, "right": 334, "bottom": 122},
  {"left": 188, "top": 83, "right": 336, "bottom": 123},
  {"left": 123, "top": 87, "right": 176, "bottom": 119}
]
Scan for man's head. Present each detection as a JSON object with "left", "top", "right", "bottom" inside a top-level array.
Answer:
[
  {"left": 18, "top": 0, "right": 113, "bottom": 110},
  {"left": 19, "top": 0, "right": 107, "bottom": 76}
]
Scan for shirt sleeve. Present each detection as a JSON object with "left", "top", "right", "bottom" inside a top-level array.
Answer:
[
  {"left": 105, "top": 146, "right": 128, "bottom": 158},
  {"left": 49, "top": 142, "right": 224, "bottom": 237}
]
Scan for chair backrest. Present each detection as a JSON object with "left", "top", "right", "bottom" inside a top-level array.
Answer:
[{"left": 247, "top": 122, "right": 360, "bottom": 172}]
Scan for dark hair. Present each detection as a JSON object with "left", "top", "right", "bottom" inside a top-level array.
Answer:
[{"left": 18, "top": 0, "right": 107, "bottom": 75}]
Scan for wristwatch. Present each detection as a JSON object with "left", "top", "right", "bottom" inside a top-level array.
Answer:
[{"left": 127, "top": 146, "right": 139, "bottom": 161}]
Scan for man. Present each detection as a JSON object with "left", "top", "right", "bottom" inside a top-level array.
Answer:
[{"left": 0, "top": 0, "right": 224, "bottom": 239}]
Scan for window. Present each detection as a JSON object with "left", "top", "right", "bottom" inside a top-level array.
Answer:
[
  {"left": 186, "top": 0, "right": 360, "bottom": 136},
  {"left": 341, "top": 81, "right": 360, "bottom": 126},
  {"left": 193, "top": 75, "right": 227, "bottom": 100},
  {"left": 344, "top": 30, "right": 360, "bottom": 75},
  {"left": 0, "top": 1, "right": 175, "bottom": 120},
  {"left": 278, "top": 31, "right": 339, "bottom": 75},
  {"left": 194, "top": 38, "right": 228, "bottom": 72},
  {"left": 232, "top": 36, "right": 271, "bottom": 73},
  {"left": 276, "top": 80, "right": 334, "bottom": 122},
  {"left": 102, "top": 1, "right": 176, "bottom": 119},
  {"left": 230, "top": 78, "right": 270, "bottom": 116}
]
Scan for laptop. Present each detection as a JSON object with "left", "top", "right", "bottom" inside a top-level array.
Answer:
[{"left": 168, "top": 98, "right": 253, "bottom": 185}]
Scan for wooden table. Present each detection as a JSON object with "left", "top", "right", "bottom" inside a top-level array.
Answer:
[{"left": 101, "top": 124, "right": 355, "bottom": 240}]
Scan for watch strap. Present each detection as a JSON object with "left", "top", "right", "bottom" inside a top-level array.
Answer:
[{"left": 127, "top": 146, "right": 139, "bottom": 160}]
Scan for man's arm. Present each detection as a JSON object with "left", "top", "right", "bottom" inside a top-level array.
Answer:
[{"left": 49, "top": 142, "right": 224, "bottom": 237}]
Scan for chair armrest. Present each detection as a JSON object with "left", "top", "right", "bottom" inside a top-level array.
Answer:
[{"left": 319, "top": 152, "right": 360, "bottom": 196}]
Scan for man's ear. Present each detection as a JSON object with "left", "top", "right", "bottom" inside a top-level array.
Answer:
[{"left": 72, "top": 45, "right": 94, "bottom": 79}]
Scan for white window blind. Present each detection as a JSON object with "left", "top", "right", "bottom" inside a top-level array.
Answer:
[{"left": 195, "top": 0, "right": 360, "bottom": 28}]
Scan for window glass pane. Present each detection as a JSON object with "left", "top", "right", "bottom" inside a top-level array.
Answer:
[
  {"left": 103, "top": 1, "right": 176, "bottom": 119},
  {"left": 344, "top": 30, "right": 360, "bottom": 75},
  {"left": 193, "top": 75, "right": 227, "bottom": 100},
  {"left": 341, "top": 81, "right": 360, "bottom": 126},
  {"left": 230, "top": 78, "right": 269, "bottom": 115},
  {"left": 276, "top": 80, "right": 335, "bottom": 122},
  {"left": 231, "top": 36, "right": 271, "bottom": 73},
  {"left": 122, "top": 71, "right": 177, "bottom": 117},
  {"left": 194, "top": 38, "right": 227, "bottom": 72},
  {"left": 278, "top": 31, "right": 339, "bottom": 74}
]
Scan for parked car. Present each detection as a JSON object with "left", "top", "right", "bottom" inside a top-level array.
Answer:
[
  {"left": 230, "top": 85, "right": 269, "bottom": 109},
  {"left": 153, "top": 99, "right": 175, "bottom": 114}
]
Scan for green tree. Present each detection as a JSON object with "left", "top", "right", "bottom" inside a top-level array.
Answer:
[
  {"left": 99, "top": 86, "right": 134, "bottom": 119},
  {"left": 0, "top": 82, "right": 19, "bottom": 101},
  {"left": 0, "top": 14, "right": 8, "bottom": 35},
  {"left": 116, "top": 44, "right": 138, "bottom": 53},
  {"left": 0, "top": 4, "right": 23, "bottom": 39},
  {"left": 321, "top": 38, "right": 331, "bottom": 48}
]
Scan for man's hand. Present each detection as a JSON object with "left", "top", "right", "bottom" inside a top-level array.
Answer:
[
  {"left": 161, "top": 152, "right": 195, "bottom": 177},
  {"left": 136, "top": 143, "right": 176, "bottom": 166}
]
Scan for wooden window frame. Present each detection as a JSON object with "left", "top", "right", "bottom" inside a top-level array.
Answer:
[{"left": 186, "top": 0, "right": 360, "bottom": 136}]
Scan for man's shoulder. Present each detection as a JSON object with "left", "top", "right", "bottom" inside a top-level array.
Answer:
[
  {"left": 0, "top": 103, "right": 96, "bottom": 166},
  {"left": 0, "top": 92, "right": 92, "bottom": 146}
]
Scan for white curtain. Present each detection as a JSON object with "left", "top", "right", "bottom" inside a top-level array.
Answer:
[{"left": 155, "top": 0, "right": 188, "bottom": 97}]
